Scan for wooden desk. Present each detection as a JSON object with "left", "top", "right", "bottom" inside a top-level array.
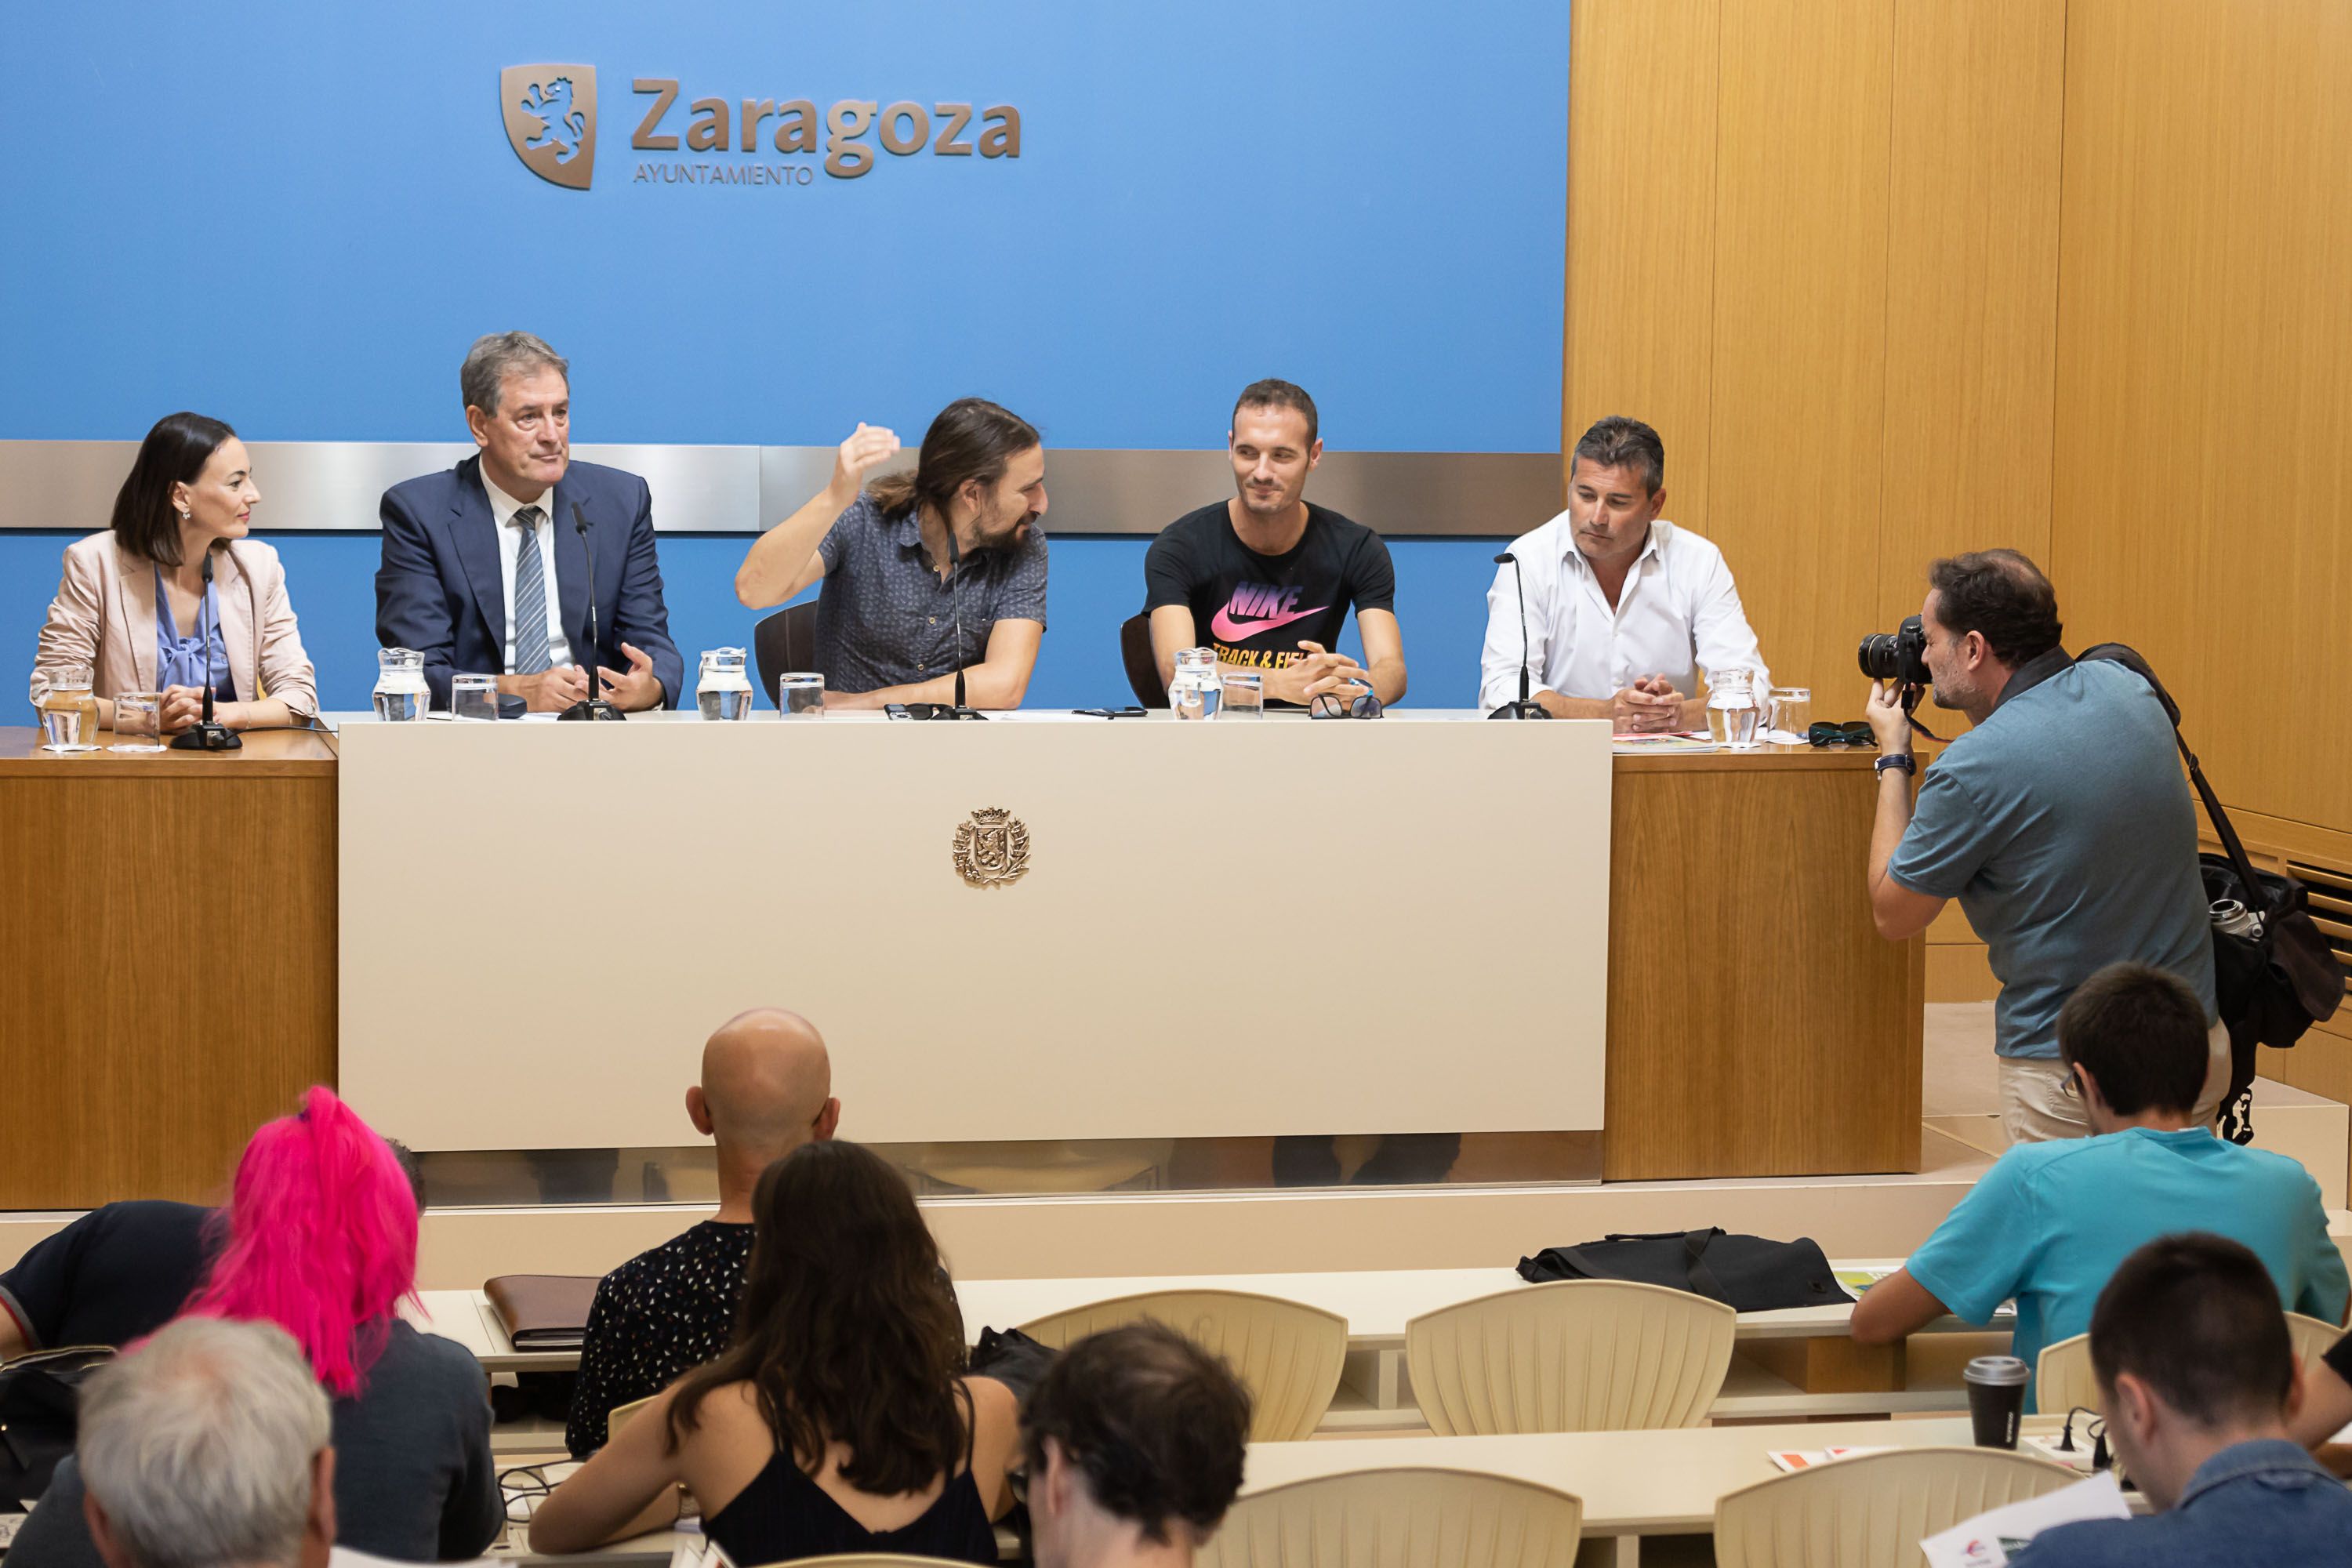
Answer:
[
  {"left": 1609, "top": 748, "right": 1924, "bottom": 1178},
  {"left": 0, "top": 728, "right": 339, "bottom": 1206}
]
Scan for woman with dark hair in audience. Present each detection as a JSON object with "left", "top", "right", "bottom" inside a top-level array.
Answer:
[
  {"left": 8, "top": 1087, "right": 500, "bottom": 1568},
  {"left": 529, "top": 1139, "right": 1018, "bottom": 1563},
  {"left": 34, "top": 411, "right": 317, "bottom": 733}
]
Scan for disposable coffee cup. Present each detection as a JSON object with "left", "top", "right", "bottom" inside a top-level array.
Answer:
[{"left": 1965, "top": 1355, "right": 2030, "bottom": 1449}]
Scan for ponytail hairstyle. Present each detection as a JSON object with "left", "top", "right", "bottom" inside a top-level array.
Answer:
[
  {"left": 866, "top": 398, "right": 1038, "bottom": 521},
  {"left": 179, "top": 1087, "right": 422, "bottom": 1396}
]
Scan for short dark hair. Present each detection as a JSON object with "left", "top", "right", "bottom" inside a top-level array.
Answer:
[
  {"left": 1232, "top": 379, "right": 1318, "bottom": 448},
  {"left": 867, "top": 397, "right": 1041, "bottom": 521},
  {"left": 2057, "top": 962, "right": 2209, "bottom": 1116},
  {"left": 110, "top": 412, "right": 238, "bottom": 568},
  {"left": 1020, "top": 1322, "right": 1252, "bottom": 1545},
  {"left": 2089, "top": 1233, "right": 2296, "bottom": 1427},
  {"left": 1570, "top": 416, "right": 1664, "bottom": 495},
  {"left": 1926, "top": 549, "right": 2063, "bottom": 665}
]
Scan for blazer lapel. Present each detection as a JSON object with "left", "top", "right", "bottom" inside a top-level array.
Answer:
[
  {"left": 212, "top": 544, "right": 259, "bottom": 701},
  {"left": 116, "top": 541, "right": 159, "bottom": 691},
  {"left": 449, "top": 459, "right": 507, "bottom": 658},
  {"left": 550, "top": 475, "right": 593, "bottom": 668}
]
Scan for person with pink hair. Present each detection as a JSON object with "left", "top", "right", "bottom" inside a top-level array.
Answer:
[{"left": 8, "top": 1087, "right": 502, "bottom": 1568}]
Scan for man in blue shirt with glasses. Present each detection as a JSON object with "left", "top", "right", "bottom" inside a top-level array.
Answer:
[{"left": 2012, "top": 1233, "right": 2352, "bottom": 1566}]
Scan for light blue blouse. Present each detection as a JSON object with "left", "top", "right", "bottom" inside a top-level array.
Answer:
[{"left": 154, "top": 567, "right": 234, "bottom": 699}]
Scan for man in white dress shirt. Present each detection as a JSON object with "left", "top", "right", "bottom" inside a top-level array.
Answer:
[{"left": 1479, "top": 416, "right": 1768, "bottom": 731}]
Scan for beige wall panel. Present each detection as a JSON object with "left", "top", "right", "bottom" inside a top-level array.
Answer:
[
  {"left": 1563, "top": 0, "right": 1721, "bottom": 526},
  {"left": 2052, "top": 0, "right": 2352, "bottom": 832},
  {"left": 1926, "top": 945, "right": 1997, "bottom": 1004},
  {"left": 1703, "top": 0, "right": 1894, "bottom": 702},
  {"left": 1878, "top": 0, "right": 2064, "bottom": 626},
  {"left": 337, "top": 717, "right": 1612, "bottom": 1152}
]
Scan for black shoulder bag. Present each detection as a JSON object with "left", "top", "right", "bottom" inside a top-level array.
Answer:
[{"left": 2078, "top": 644, "right": 2346, "bottom": 1141}]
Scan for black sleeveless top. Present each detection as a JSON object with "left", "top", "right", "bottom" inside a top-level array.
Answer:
[{"left": 702, "top": 1453, "right": 996, "bottom": 1566}]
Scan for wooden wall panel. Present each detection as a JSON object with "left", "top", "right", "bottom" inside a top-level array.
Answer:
[
  {"left": 1563, "top": 0, "right": 1721, "bottom": 525},
  {"left": 1878, "top": 0, "right": 2065, "bottom": 632},
  {"left": 2051, "top": 0, "right": 2352, "bottom": 831},
  {"left": 1702, "top": 0, "right": 1893, "bottom": 702}
]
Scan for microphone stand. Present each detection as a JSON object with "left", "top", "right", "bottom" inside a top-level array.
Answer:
[
  {"left": 1486, "top": 550, "right": 1551, "bottom": 720},
  {"left": 941, "top": 519, "right": 986, "bottom": 720},
  {"left": 170, "top": 549, "right": 243, "bottom": 750},
  {"left": 557, "top": 503, "right": 625, "bottom": 721}
]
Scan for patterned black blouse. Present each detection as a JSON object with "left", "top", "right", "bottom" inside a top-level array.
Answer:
[{"left": 565, "top": 1220, "right": 756, "bottom": 1456}]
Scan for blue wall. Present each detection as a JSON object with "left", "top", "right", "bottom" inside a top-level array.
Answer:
[{"left": 2, "top": 2, "right": 1564, "bottom": 706}]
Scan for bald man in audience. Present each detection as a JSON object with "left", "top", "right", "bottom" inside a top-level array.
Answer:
[{"left": 564, "top": 1009, "right": 839, "bottom": 1456}]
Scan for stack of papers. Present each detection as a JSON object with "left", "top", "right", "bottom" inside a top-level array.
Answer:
[
  {"left": 1919, "top": 1473, "right": 2129, "bottom": 1566},
  {"left": 1767, "top": 1446, "right": 1896, "bottom": 1472}
]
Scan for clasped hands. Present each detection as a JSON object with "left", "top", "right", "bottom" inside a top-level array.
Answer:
[
  {"left": 502, "top": 643, "right": 663, "bottom": 713},
  {"left": 1610, "top": 674, "right": 1687, "bottom": 734},
  {"left": 1268, "top": 641, "right": 1369, "bottom": 706}
]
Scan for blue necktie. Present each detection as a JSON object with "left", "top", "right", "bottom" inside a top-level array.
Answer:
[{"left": 511, "top": 507, "right": 554, "bottom": 675}]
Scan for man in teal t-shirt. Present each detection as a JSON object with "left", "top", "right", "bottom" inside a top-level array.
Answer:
[{"left": 1852, "top": 964, "right": 2347, "bottom": 1410}]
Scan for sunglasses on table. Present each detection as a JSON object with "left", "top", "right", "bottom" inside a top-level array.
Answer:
[
  {"left": 1807, "top": 721, "right": 1877, "bottom": 747},
  {"left": 1308, "top": 688, "right": 1384, "bottom": 720}
]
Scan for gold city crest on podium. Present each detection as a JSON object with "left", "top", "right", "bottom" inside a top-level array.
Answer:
[
  {"left": 953, "top": 808, "right": 1030, "bottom": 887},
  {"left": 501, "top": 65, "right": 597, "bottom": 190}
]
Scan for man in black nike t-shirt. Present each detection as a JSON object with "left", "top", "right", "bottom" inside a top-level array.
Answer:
[{"left": 1142, "top": 380, "right": 1406, "bottom": 707}]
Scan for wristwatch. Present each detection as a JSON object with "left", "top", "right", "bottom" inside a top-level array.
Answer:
[{"left": 1875, "top": 753, "right": 1917, "bottom": 778}]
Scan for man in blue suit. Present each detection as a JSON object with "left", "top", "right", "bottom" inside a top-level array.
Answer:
[{"left": 376, "top": 332, "right": 683, "bottom": 712}]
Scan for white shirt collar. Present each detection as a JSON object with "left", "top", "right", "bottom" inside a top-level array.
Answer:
[
  {"left": 1559, "top": 518, "right": 1669, "bottom": 576},
  {"left": 483, "top": 472, "right": 554, "bottom": 531}
]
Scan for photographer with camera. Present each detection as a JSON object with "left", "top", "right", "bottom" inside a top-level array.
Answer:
[{"left": 1862, "top": 550, "right": 2223, "bottom": 1143}]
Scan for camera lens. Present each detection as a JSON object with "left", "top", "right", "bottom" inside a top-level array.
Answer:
[{"left": 1858, "top": 633, "right": 1899, "bottom": 681}]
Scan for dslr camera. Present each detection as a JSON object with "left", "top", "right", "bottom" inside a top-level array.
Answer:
[{"left": 1858, "top": 615, "right": 1930, "bottom": 689}]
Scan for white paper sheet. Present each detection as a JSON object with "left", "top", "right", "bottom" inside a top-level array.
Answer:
[{"left": 1920, "top": 1472, "right": 2131, "bottom": 1567}]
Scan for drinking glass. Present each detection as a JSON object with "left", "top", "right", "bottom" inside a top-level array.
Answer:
[
  {"left": 1766, "top": 686, "right": 1812, "bottom": 743},
  {"left": 779, "top": 672, "right": 825, "bottom": 718},
  {"left": 110, "top": 690, "right": 166, "bottom": 753},
  {"left": 450, "top": 673, "right": 499, "bottom": 722},
  {"left": 372, "top": 648, "right": 430, "bottom": 721},
  {"left": 697, "top": 648, "right": 753, "bottom": 720},
  {"left": 1218, "top": 670, "right": 1265, "bottom": 717},
  {"left": 1171, "top": 647, "right": 1221, "bottom": 720},
  {"left": 1705, "top": 667, "right": 1762, "bottom": 750},
  {"left": 31, "top": 666, "right": 100, "bottom": 753}
]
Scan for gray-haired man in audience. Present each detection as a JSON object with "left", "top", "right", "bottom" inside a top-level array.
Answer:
[
  {"left": 75, "top": 1317, "right": 337, "bottom": 1568},
  {"left": 1020, "top": 1323, "right": 1254, "bottom": 1568},
  {"left": 565, "top": 1007, "right": 840, "bottom": 1455}
]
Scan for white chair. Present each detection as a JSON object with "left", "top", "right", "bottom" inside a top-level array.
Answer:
[
  {"left": 2038, "top": 1312, "right": 2347, "bottom": 1415},
  {"left": 1403, "top": 1279, "right": 1735, "bottom": 1434},
  {"left": 1017, "top": 1289, "right": 1348, "bottom": 1442},
  {"left": 1196, "top": 1468, "right": 1584, "bottom": 1568},
  {"left": 1713, "top": 1447, "right": 2077, "bottom": 1568}
]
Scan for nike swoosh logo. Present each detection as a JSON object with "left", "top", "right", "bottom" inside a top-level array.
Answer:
[{"left": 1210, "top": 603, "right": 1329, "bottom": 642}]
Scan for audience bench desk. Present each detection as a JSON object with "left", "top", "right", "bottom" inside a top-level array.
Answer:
[
  {"left": 2, "top": 715, "right": 1920, "bottom": 1209},
  {"left": 494, "top": 1414, "right": 2078, "bottom": 1568}
]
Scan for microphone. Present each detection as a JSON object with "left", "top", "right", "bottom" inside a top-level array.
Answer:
[
  {"left": 170, "top": 549, "right": 243, "bottom": 751},
  {"left": 941, "top": 519, "right": 985, "bottom": 720},
  {"left": 557, "top": 503, "right": 624, "bottom": 722},
  {"left": 1486, "top": 550, "right": 1551, "bottom": 720}
]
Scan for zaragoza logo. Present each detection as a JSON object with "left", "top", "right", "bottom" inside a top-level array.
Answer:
[{"left": 501, "top": 65, "right": 597, "bottom": 190}]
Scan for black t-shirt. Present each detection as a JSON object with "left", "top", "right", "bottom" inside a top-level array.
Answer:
[
  {"left": 1143, "top": 502, "right": 1396, "bottom": 682},
  {"left": 0, "top": 1201, "right": 213, "bottom": 1352}
]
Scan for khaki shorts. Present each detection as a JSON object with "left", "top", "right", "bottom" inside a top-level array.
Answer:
[{"left": 1998, "top": 1019, "right": 2231, "bottom": 1145}]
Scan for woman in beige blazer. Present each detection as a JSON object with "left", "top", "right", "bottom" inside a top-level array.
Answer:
[{"left": 36, "top": 412, "right": 317, "bottom": 732}]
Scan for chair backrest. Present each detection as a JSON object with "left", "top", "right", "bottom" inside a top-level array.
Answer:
[
  {"left": 1015, "top": 1289, "right": 1346, "bottom": 1442},
  {"left": 2038, "top": 1312, "right": 2344, "bottom": 1417},
  {"left": 1120, "top": 612, "right": 1170, "bottom": 708},
  {"left": 1403, "top": 1279, "right": 1736, "bottom": 1435},
  {"left": 605, "top": 1392, "right": 655, "bottom": 1442},
  {"left": 1197, "top": 1468, "right": 1584, "bottom": 1568},
  {"left": 1713, "top": 1447, "right": 2078, "bottom": 1568},
  {"left": 753, "top": 601, "right": 820, "bottom": 707}
]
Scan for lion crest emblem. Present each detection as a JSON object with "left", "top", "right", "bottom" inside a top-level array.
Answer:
[{"left": 953, "top": 808, "right": 1031, "bottom": 887}]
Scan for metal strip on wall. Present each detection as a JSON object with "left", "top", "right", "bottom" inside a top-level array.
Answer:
[{"left": 0, "top": 441, "right": 1561, "bottom": 537}]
